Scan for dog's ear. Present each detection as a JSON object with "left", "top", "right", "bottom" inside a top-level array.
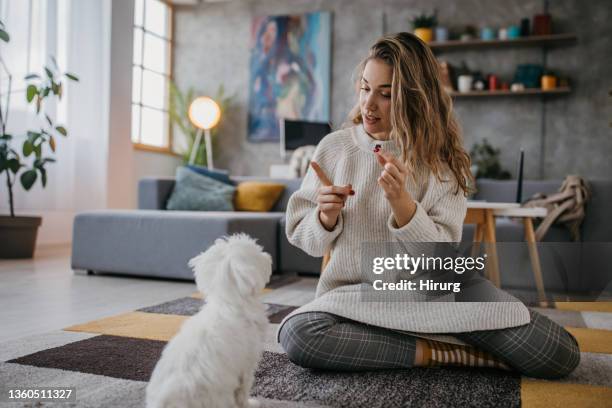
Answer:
[
  {"left": 189, "top": 248, "right": 223, "bottom": 294},
  {"left": 223, "top": 252, "right": 272, "bottom": 297}
]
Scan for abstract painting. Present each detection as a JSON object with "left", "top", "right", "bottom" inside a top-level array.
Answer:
[{"left": 248, "top": 12, "right": 331, "bottom": 142}]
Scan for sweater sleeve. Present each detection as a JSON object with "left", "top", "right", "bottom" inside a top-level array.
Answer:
[
  {"left": 285, "top": 137, "right": 344, "bottom": 257},
  {"left": 387, "top": 170, "right": 467, "bottom": 243}
]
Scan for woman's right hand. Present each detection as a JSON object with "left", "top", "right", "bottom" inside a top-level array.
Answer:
[{"left": 310, "top": 161, "right": 353, "bottom": 231}]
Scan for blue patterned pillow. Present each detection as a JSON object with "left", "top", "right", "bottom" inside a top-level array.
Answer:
[
  {"left": 166, "top": 166, "right": 236, "bottom": 211},
  {"left": 185, "top": 165, "right": 233, "bottom": 185}
]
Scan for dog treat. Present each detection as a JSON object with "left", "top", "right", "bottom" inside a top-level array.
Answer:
[
  {"left": 349, "top": 190, "right": 355, "bottom": 196},
  {"left": 373, "top": 144, "right": 381, "bottom": 153}
]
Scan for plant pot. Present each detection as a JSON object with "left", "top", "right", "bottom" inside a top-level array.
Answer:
[
  {"left": 414, "top": 28, "right": 433, "bottom": 43},
  {"left": 0, "top": 215, "right": 42, "bottom": 259}
]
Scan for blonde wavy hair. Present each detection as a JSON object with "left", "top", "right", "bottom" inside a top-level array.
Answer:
[{"left": 348, "top": 32, "right": 474, "bottom": 196}]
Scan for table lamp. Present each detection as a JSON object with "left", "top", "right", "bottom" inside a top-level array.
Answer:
[{"left": 188, "top": 96, "right": 221, "bottom": 169}]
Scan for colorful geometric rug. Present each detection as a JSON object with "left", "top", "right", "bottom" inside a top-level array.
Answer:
[{"left": 2, "top": 275, "right": 612, "bottom": 407}]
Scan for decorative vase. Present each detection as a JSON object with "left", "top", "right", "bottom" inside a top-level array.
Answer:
[
  {"left": 533, "top": 14, "right": 552, "bottom": 35},
  {"left": 0, "top": 215, "right": 42, "bottom": 259},
  {"left": 458, "top": 75, "right": 474, "bottom": 93},
  {"left": 520, "top": 18, "right": 531, "bottom": 36},
  {"left": 480, "top": 27, "right": 495, "bottom": 41},
  {"left": 414, "top": 28, "right": 433, "bottom": 43},
  {"left": 435, "top": 27, "right": 448, "bottom": 42},
  {"left": 508, "top": 25, "right": 521, "bottom": 39},
  {"left": 488, "top": 74, "right": 499, "bottom": 90},
  {"left": 541, "top": 75, "right": 557, "bottom": 90}
]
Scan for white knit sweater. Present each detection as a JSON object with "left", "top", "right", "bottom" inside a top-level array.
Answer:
[{"left": 276, "top": 125, "right": 530, "bottom": 345}]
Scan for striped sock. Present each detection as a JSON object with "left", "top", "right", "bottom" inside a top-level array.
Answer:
[{"left": 421, "top": 339, "right": 512, "bottom": 371}]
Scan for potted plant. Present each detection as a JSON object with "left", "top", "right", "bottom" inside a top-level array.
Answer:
[
  {"left": 469, "top": 139, "right": 511, "bottom": 180},
  {"left": 0, "top": 20, "right": 78, "bottom": 258},
  {"left": 411, "top": 12, "right": 437, "bottom": 43},
  {"left": 169, "top": 82, "right": 235, "bottom": 167}
]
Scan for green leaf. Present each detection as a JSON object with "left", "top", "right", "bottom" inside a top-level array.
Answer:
[
  {"left": 50, "top": 56, "right": 58, "bottom": 69},
  {"left": 24, "top": 73, "right": 40, "bottom": 80},
  {"left": 27, "top": 131, "right": 41, "bottom": 143},
  {"left": 36, "top": 96, "right": 41, "bottom": 113},
  {"left": 42, "top": 87, "right": 50, "bottom": 97},
  {"left": 8, "top": 158, "right": 20, "bottom": 173},
  {"left": 44, "top": 67, "right": 54, "bottom": 79},
  {"left": 45, "top": 114, "right": 53, "bottom": 126},
  {"left": 49, "top": 135, "right": 56, "bottom": 152},
  {"left": 55, "top": 126, "right": 67, "bottom": 136},
  {"left": 51, "top": 82, "right": 59, "bottom": 95},
  {"left": 0, "top": 133, "right": 11, "bottom": 140},
  {"left": 39, "top": 167, "right": 47, "bottom": 187},
  {"left": 26, "top": 85, "right": 38, "bottom": 102},
  {"left": 20, "top": 169, "right": 37, "bottom": 190},
  {"left": 0, "top": 29, "right": 9, "bottom": 43},
  {"left": 65, "top": 72, "right": 79, "bottom": 81},
  {"left": 23, "top": 140, "right": 33, "bottom": 157},
  {"left": 34, "top": 143, "right": 42, "bottom": 158}
]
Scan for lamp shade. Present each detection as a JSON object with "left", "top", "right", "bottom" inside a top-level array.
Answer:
[{"left": 188, "top": 97, "right": 221, "bottom": 130}]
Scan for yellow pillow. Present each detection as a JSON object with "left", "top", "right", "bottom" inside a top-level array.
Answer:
[{"left": 234, "top": 182, "right": 286, "bottom": 212}]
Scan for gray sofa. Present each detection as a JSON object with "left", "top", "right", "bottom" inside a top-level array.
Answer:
[
  {"left": 71, "top": 176, "right": 318, "bottom": 280},
  {"left": 71, "top": 177, "right": 611, "bottom": 294}
]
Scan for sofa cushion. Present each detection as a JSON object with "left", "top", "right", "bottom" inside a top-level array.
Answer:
[
  {"left": 166, "top": 167, "right": 236, "bottom": 211},
  {"left": 234, "top": 182, "right": 286, "bottom": 212},
  {"left": 231, "top": 176, "right": 303, "bottom": 212},
  {"left": 185, "top": 165, "right": 233, "bottom": 185}
]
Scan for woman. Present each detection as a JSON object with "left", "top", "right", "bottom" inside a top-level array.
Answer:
[{"left": 276, "top": 32, "right": 580, "bottom": 379}]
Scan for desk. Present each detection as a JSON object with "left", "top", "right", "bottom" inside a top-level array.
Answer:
[
  {"left": 465, "top": 202, "right": 520, "bottom": 288},
  {"left": 492, "top": 207, "right": 549, "bottom": 306},
  {"left": 466, "top": 203, "right": 549, "bottom": 306}
]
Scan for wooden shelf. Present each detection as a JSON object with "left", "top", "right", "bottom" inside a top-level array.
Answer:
[
  {"left": 449, "top": 87, "right": 571, "bottom": 98},
  {"left": 430, "top": 33, "right": 577, "bottom": 52}
]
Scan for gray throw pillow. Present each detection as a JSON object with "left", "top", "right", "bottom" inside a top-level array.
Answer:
[{"left": 166, "top": 166, "right": 236, "bottom": 211}]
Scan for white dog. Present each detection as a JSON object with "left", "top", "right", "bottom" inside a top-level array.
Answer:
[{"left": 146, "top": 233, "right": 273, "bottom": 408}]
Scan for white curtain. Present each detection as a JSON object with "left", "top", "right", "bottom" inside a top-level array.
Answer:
[{"left": 0, "top": 0, "right": 112, "bottom": 245}]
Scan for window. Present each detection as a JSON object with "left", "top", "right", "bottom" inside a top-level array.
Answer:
[
  {"left": 0, "top": 0, "right": 49, "bottom": 137},
  {"left": 131, "top": 0, "right": 172, "bottom": 150}
]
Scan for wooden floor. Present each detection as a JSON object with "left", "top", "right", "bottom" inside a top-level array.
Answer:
[{"left": 0, "top": 245, "right": 196, "bottom": 343}]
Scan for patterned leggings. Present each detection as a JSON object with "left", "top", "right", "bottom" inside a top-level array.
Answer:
[{"left": 278, "top": 308, "right": 580, "bottom": 379}]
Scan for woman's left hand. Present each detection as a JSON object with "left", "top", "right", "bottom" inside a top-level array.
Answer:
[
  {"left": 376, "top": 151, "right": 417, "bottom": 227},
  {"left": 376, "top": 151, "right": 409, "bottom": 202}
]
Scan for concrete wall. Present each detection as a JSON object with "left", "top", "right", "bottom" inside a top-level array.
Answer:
[{"left": 173, "top": 0, "right": 611, "bottom": 179}]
